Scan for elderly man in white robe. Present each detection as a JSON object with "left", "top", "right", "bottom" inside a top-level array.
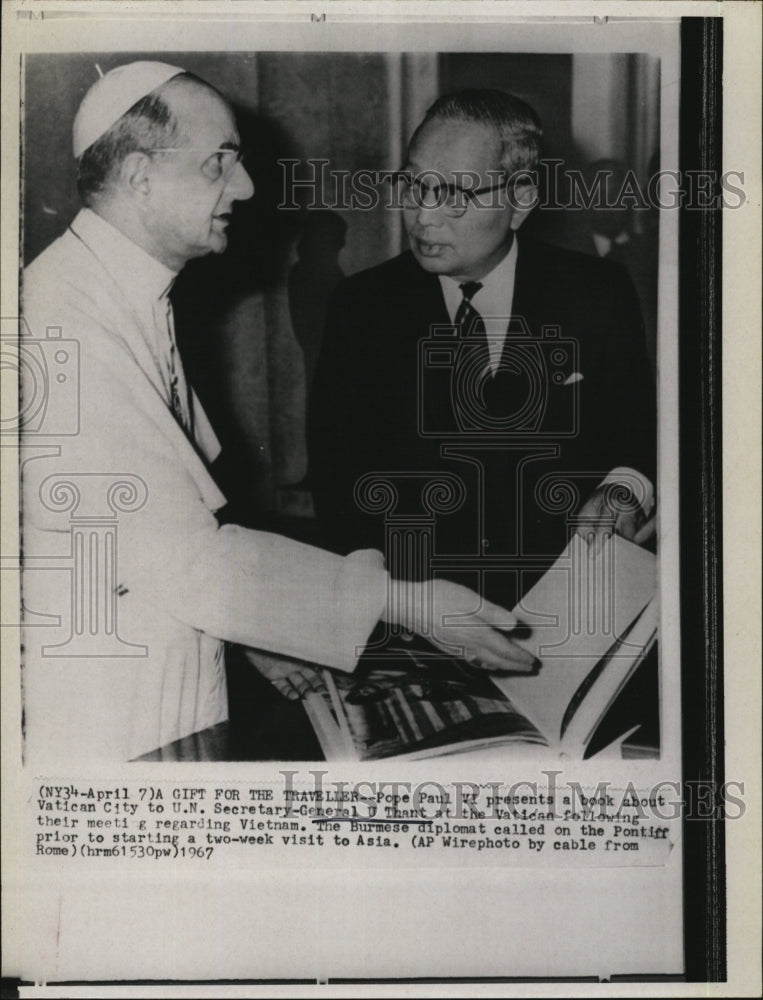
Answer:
[{"left": 20, "top": 62, "right": 535, "bottom": 762}]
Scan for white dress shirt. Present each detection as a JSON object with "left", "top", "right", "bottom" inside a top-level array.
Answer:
[{"left": 439, "top": 237, "right": 519, "bottom": 375}]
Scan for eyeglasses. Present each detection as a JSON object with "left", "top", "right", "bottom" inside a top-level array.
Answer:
[
  {"left": 145, "top": 147, "right": 248, "bottom": 182},
  {"left": 392, "top": 171, "right": 508, "bottom": 218}
]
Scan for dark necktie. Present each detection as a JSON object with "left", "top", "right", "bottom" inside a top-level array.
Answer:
[
  {"left": 455, "top": 281, "right": 491, "bottom": 376},
  {"left": 454, "top": 280, "right": 525, "bottom": 422}
]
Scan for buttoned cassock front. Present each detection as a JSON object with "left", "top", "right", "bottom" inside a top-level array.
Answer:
[{"left": 21, "top": 210, "right": 388, "bottom": 762}]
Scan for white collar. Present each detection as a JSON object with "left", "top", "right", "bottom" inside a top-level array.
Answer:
[
  {"left": 438, "top": 238, "right": 519, "bottom": 372},
  {"left": 438, "top": 236, "right": 519, "bottom": 325},
  {"left": 70, "top": 208, "right": 178, "bottom": 305},
  {"left": 592, "top": 230, "right": 632, "bottom": 258}
]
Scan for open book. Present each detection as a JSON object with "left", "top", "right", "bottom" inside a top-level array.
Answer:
[{"left": 303, "top": 534, "right": 658, "bottom": 761}]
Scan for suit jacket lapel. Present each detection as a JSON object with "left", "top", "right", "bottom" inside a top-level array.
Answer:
[
  {"left": 402, "top": 252, "right": 450, "bottom": 333},
  {"left": 508, "top": 236, "right": 545, "bottom": 335},
  {"left": 402, "top": 257, "right": 459, "bottom": 440}
]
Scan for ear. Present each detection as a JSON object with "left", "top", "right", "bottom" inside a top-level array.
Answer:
[
  {"left": 508, "top": 180, "right": 539, "bottom": 231},
  {"left": 118, "top": 151, "right": 153, "bottom": 197}
]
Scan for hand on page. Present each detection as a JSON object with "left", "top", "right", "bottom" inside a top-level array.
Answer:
[
  {"left": 241, "top": 647, "right": 323, "bottom": 701},
  {"left": 383, "top": 578, "right": 537, "bottom": 674},
  {"left": 575, "top": 483, "right": 651, "bottom": 555}
]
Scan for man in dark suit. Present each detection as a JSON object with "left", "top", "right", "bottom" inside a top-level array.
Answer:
[{"left": 310, "top": 90, "right": 656, "bottom": 612}]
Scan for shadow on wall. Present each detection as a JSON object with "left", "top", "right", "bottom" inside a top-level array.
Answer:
[
  {"left": 546, "top": 154, "right": 660, "bottom": 372},
  {"left": 172, "top": 107, "right": 303, "bottom": 523},
  {"left": 288, "top": 211, "right": 347, "bottom": 413}
]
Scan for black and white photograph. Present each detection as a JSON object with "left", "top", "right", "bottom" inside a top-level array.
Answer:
[
  {"left": 1, "top": 1, "right": 759, "bottom": 994},
  {"left": 19, "top": 44, "right": 665, "bottom": 766}
]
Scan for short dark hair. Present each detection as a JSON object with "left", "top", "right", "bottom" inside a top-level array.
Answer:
[
  {"left": 413, "top": 89, "right": 542, "bottom": 176},
  {"left": 76, "top": 89, "right": 179, "bottom": 206},
  {"left": 75, "top": 72, "right": 225, "bottom": 206}
]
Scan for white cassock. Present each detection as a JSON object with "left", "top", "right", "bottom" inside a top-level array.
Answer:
[{"left": 21, "top": 208, "right": 388, "bottom": 762}]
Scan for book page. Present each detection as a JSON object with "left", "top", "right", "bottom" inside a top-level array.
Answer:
[
  {"left": 309, "top": 653, "right": 549, "bottom": 761},
  {"left": 492, "top": 533, "right": 657, "bottom": 746}
]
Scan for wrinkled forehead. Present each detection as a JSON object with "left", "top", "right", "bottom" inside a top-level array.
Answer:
[
  {"left": 162, "top": 77, "right": 239, "bottom": 146},
  {"left": 406, "top": 118, "right": 503, "bottom": 180}
]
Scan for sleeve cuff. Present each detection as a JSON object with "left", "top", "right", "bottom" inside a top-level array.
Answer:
[
  {"left": 599, "top": 467, "right": 655, "bottom": 517},
  {"left": 328, "top": 548, "right": 389, "bottom": 672}
]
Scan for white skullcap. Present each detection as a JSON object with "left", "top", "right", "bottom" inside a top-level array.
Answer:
[{"left": 73, "top": 61, "right": 186, "bottom": 158}]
